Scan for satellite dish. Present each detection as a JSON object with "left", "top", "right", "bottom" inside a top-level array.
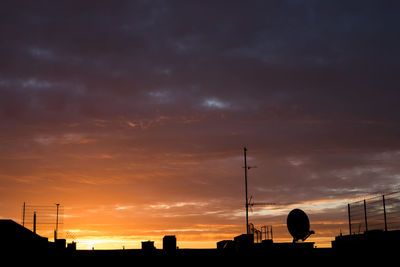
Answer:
[{"left": 287, "top": 209, "right": 314, "bottom": 242}]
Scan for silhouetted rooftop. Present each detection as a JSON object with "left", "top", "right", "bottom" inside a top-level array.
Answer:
[{"left": 0, "top": 219, "right": 48, "bottom": 249}]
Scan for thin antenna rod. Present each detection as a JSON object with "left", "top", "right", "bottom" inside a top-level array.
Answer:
[
  {"left": 363, "top": 199, "right": 368, "bottom": 232},
  {"left": 33, "top": 211, "right": 37, "bottom": 234},
  {"left": 22, "top": 202, "right": 26, "bottom": 227},
  {"left": 55, "top": 203, "right": 60, "bottom": 240},
  {"left": 244, "top": 147, "right": 249, "bottom": 234},
  {"left": 383, "top": 195, "right": 387, "bottom": 232}
]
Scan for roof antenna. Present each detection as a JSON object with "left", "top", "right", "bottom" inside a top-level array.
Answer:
[{"left": 243, "top": 147, "right": 257, "bottom": 234}]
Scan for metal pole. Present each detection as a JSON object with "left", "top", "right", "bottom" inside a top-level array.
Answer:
[
  {"left": 55, "top": 203, "right": 60, "bottom": 240},
  {"left": 244, "top": 147, "right": 249, "bottom": 234},
  {"left": 271, "top": 226, "right": 273, "bottom": 241},
  {"left": 383, "top": 195, "right": 387, "bottom": 231},
  {"left": 33, "top": 212, "right": 36, "bottom": 234},
  {"left": 348, "top": 203, "right": 352, "bottom": 235},
  {"left": 22, "top": 202, "right": 26, "bottom": 227},
  {"left": 364, "top": 199, "right": 368, "bottom": 232}
]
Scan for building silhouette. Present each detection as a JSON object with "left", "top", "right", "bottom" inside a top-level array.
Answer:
[
  {"left": 163, "top": 235, "right": 177, "bottom": 255},
  {"left": 0, "top": 219, "right": 49, "bottom": 251}
]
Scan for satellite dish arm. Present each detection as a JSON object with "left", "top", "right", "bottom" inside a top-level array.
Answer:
[{"left": 301, "top": 230, "right": 315, "bottom": 241}]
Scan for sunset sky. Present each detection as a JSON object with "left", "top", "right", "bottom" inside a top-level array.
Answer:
[{"left": 1, "top": 1, "right": 400, "bottom": 249}]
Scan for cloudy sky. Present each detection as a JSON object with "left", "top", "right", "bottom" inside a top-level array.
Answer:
[{"left": 1, "top": 0, "right": 400, "bottom": 248}]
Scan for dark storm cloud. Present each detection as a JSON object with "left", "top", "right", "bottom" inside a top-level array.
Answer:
[{"left": 2, "top": 1, "right": 400, "bottom": 120}]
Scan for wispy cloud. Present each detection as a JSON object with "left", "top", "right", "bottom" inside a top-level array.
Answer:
[
  {"left": 34, "top": 133, "right": 96, "bottom": 146},
  {"left": 202, "top": 98, "right": 230, "bottom": 110}
]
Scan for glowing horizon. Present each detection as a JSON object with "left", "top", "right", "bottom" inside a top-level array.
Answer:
[{"left": 11, "top": 196, "right": 358, "bottom": 249}]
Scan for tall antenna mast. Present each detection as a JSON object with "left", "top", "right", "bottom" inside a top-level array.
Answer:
[
  {"left": 22, "top": 202, "right": 26, "bottom": 227},
  {"left": 33, "top": 211, "right": 37, "bottom": 234},
  {"left": 243, "top": 147, "right": 249, "bottom": 234},
  {"left": 243, "top": 147, "right": 260, "bottom": 234},
  {"left": 55, "top": 203, "right": 60, "bottom": 240}
]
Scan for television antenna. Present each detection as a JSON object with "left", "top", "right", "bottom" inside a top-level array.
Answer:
[
  {"left": 247, "top": 196, "right": 276, "bottom": 212},
  {"left": 243, "top": 147, "right": 277, "bottom": 234},
  {"left": 243, "top": 147, "right": 251, "bottom": 234},
  {"left": 66, "top": 231, "right": 76, "bottom": 242}
]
